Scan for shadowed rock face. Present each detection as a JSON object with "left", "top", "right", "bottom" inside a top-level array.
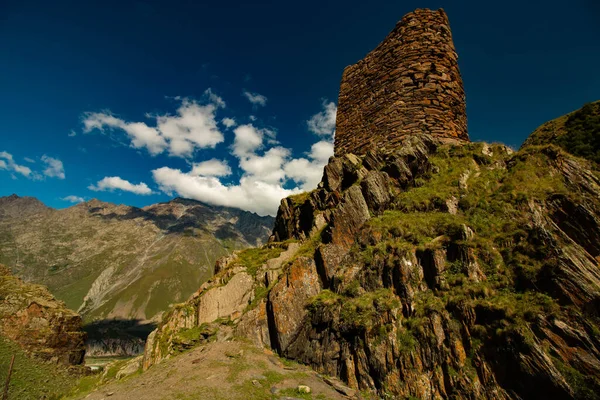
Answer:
[
  {"left": 0, "top": 265, "right": 86, "bottom": 365},
  {"left": 144, "top": 134, "right": 600, "bottom": 399},
  {"left": 335, "top": 8, "right": 468, "bottom": 157}
]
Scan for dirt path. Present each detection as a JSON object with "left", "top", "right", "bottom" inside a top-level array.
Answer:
[{"left": 78, "top": 340, "right": 354, "bottom": 400}]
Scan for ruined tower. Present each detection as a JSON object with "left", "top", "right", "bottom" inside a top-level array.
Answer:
[{"left": 334, "top": 9, "right": 468, "bottom": 156}]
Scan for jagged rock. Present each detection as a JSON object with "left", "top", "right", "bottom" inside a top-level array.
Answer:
[
  {"left": 360, "top": 171, "right": 391, "bottom": 213},
  {"left": 325, "top": 186, "right": 370, "bottom": 247},
  {"left": 235, "top": 300, "right": 270, "bottom": 348},
  {"left": 267, "top": 257, "right": 322, "bottom": 353},
  {"left": 315, "top": 244, "right": 348, "bottom": 287},
  {"left": 323, "top": 157, "right": 344, "bottom": 192},
  {"left": 0, "top": 265, "right": 86, "bottom": 365},
  {"left": 114, "top": 356, "right": 142, "bottom": 379},
  {"left": 197, "top": 272, "right": 254, "bottom": 324}
]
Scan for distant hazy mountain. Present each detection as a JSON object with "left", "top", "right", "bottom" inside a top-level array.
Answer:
[{"left": 0, "top": 195, "right": 273, "bottom": 324}]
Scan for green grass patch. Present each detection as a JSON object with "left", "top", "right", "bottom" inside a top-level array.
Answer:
[
  {"left": 235, "top": 246, "right": 284, "bottom": 277},
  {"left": 0, "top": 336, "right": 75, "bottom": 400}
]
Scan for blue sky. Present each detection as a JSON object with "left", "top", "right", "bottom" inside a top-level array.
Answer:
[{"left": 1, "top": 0, "right": 599, "bottom": 215}]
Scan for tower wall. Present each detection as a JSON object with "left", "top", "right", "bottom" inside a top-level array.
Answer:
[{"left": 334, "top": 9, "right": 468, "bottom": 156}]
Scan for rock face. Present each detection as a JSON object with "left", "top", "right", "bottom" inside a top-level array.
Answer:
[
  {"left": 0, "top": 264, "right": 86, "bottom": 365},
  {"left": 335, "top": 8, "right": 468, "bottom": 157},
  {"left": 144, "top": 135, "right": 600, "bottom": 399}
]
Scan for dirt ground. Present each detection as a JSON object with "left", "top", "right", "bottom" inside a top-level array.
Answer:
[{"left": 77, "top": 340, "right": 354, "bottom": 400}]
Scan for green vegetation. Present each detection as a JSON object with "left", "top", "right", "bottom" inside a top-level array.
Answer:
[
  {"left": 368, "top": 210, "right": 464, "bottom": 245},
  {"left": 309, "top": 289, "right": 399, "bottom": 333},
  {"left": 552, "top": 356, "right": 600, "bottom": 400},
  {"left": 555, "top": 102, "right": 600, "bottom": 164},
  {"left": 235, "top": 246, "right": 284, "bottom": 276},
  {"left": 0, "top": 337, "right": 75, "bottom": 400},
  {"left": 172, "top": 324, "right": 218, "bottom": 354},
  {"left": 278, "top": 387, "right": 327, "bottom": 399},
  {"left": 295, "top": 227, "right": 325, "bottom": 258},
  {"left": 288, "top": 190, "right": 313, "bottom": 206}
]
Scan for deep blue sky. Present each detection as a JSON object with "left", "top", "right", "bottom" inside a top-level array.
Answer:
[{"left": 1, "top": 0, "right": 599, "bottom": 214}]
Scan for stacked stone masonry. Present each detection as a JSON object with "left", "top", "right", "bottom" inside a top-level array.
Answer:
[{"left": 334, "top": 8, "right": 469, "bottom": 156}]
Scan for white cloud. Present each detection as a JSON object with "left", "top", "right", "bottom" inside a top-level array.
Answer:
[
  {"left": 62, "top": 195, "right": 85, "bottom": 203},
  {"left": 68, "top": 130, "right": 77, "bottom": 137},
  {"left": 204, "top": 88, "right": 226, "bottom": 108},
  {"left": 221, "top": 117, "right": 236, "bottom": 128},
  {"left": 232, "top": 124, "right": 265, "bottom": 157},
  {"left": 152, "top": 120, "right": 333, "bottom": 215},
  {"left": 82, "top": 90, "right": 227, "bottom": 158},
  {"left": 153, "top": 168, "right": 297, "bottom": 217},
  {"left": 83, "top": 112, "right": 167, "bottom": 155},
  {"left": 309, "top": 140, "right": 334, "bottom": 163},
  {"left": 307, "top": 100, "right": 337, "bottom": 137},
  {"left": 24, "top": 157, "right": 35, "bottom": 163},
  {"left": 41, "top": 155, "right": 65, "bottom": 179},
  {"left": 81, "top": 94, "right": 337, "bottom": 216},
  {"left": 190, "top": 159, "right": 231, "bottom": 177},
  {"left": 243, "top": 91, "right": 267, "bottom": 107},
  {"left": 0, "top": 151, "right": 32, "bottom": 178},
  {"left": 88, "top": 176, "right": 153, "bottom": 195}
]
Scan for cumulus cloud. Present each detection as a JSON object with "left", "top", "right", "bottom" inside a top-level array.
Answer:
[
  {"left": 190, "top": 159, "right": 231, "bottom": 177},
  {"left": 232, "top": 124, "right": 266, "bottom": 157},
  {"left": 309, "top": 140, "right": 334, "bottom": 163},
  {"left": 221, "top": 117, "right": 236, "bottom": 128},
  {"left": 81, "top": 94, "right": 337, "bottom": 216},
  {"left": 82, "top": 89, "right": 228, "bottom": 158},
  {"left": 243, "top": 91, "right": 267, "bottom": 107},
  {"left": 0, "top": 151, "right": 32, "bottom": 178},
  {"left": 152, "top": 118, "right": 334, "bottom": 215},
  {"left": 153, "top": 168, "right": 295, "bottom": 217},
  {"left": 307, "top": 100, "right": 337, "bottom": 136},
  {"left": 41, "top": 155, "right": 65, "bottom": 179},
  {"left": 62, "top": 195, "right": 85, "bottom": 203},
  {"left": 88, "top": 176, "right": 153, "bottom": 195}
]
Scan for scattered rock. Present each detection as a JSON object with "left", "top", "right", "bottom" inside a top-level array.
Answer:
[{"left": 297, "top": 384, "right": 311, "bottom": 393}]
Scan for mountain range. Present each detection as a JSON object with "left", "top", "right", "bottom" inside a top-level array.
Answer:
[{"left": 0, "top": 195, "right": 273, "bottom": 325}]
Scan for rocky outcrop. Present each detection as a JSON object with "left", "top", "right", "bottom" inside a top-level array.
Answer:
[
  {"left": 0, "top": 264, "right": 86, "bottom": 365},
  {"left": 144, "top": 135, "right": 600, "bottom": 399},
  {"left": 196, "top": 271, "right": 254, "bottom": 324},
  {"left": 335, "top": 8, "right": 468, "bottom": 157}
]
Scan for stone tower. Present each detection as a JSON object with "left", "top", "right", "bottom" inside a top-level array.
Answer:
[{"left": 334, "top": 9, "right": 468, "bottom": 156}]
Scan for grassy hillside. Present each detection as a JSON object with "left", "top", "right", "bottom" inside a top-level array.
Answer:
[
  {"left": 524, "top": 100, "right": 600, "bottom": 163},
  {"left": 0, "top": 337, "right": 76, "bottom": 400},
  {"left": 0, "top": 198, "right": 273, "bottom": 323}
]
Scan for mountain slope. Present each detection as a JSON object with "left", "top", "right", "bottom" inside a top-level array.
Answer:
[
  {"left": 523, "top": 100, "right": 600, "bottom": 163},
  {"left": 0, "top": 197, "right": 273, "bottom": 325},
  {"left": 143, "top": 134, "right": 600, "bottom": 399}
]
